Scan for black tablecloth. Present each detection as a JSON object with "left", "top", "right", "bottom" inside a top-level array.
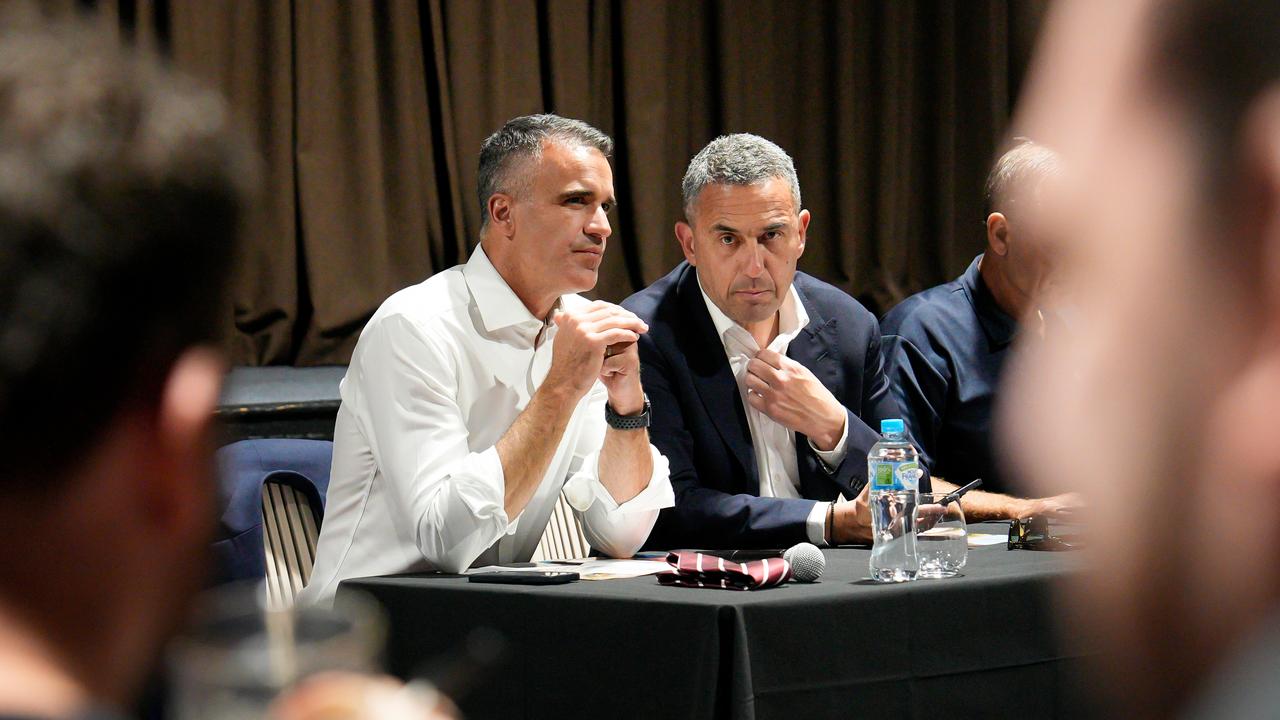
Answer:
[{"left": 339, "top": 523, "right": 1094, "bottom": 719}]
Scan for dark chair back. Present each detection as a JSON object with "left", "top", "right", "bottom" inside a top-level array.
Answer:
[{"left": 211, "top": 439, "right": 333, "bottom": 598}]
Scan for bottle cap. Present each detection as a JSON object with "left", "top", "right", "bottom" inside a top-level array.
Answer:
[{"left": 880, "top": 418, "right": 905, "bottom": 435}]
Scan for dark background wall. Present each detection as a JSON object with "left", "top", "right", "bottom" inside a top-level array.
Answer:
[{"left": 75, "top": 0, "right": 1048, "bottom": 366}]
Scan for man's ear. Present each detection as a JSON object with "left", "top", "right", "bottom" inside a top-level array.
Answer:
[
  {"left": 796, "top": 209, "right": 811, "bottom": 258},
  {"left": 488, "top": 193, "right": 516, "bottom": 238},
  {"left": 147, "top": 347, "right": 224, "bottom": 534},
  {"left": 986, "top": 213, "right": 1010, "bottom": 256},
  {"left": 675, "top": 220, "right": 697, "bottom": 266}
]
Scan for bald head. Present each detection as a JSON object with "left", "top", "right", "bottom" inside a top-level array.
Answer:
[{"left": 983, "top": 138, "right": 1060, "bottom": 218}]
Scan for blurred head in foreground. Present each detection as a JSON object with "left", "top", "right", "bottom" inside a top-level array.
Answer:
[
  {"left": 0, "top": 15, "right": 252, "bottom": 716},
  {"left": 1004, "top": 0, "right": 1280, "bottom": 716}
]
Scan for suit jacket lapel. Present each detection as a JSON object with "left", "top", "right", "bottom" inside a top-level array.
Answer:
[
  {"left": 787, "top": 294, "right": 839, "bottom": 394},
  {"left": 675, "top": 266, "right": 758, "bottom": 487},
  {"left": 787, "top": 283, "right": 855, "bottom": 500}
]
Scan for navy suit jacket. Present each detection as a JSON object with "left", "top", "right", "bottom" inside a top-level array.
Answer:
[{"left": 623, "top": 262, "right": 904, "bottom": 549}]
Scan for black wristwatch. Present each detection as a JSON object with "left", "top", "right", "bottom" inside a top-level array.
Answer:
[{"left": 605, "top": 394, "right": 651, "bottom": 430}]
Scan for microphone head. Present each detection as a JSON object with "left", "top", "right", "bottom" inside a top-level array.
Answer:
[{"left": 783, "top": 542, "right": 825, "bottom": 582}]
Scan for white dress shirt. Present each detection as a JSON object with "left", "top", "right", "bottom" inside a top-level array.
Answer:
[
  {"left": 300, "top": 247, "right": 673, "bottom": 606},
  {"left": 698, "top": 280, "right": 848, "bottom": 545}
]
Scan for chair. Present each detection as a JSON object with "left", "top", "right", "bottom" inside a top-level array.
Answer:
[
  {"left": 212, "top": 439, "right": 332, "bottom": 610},
  {"left": 531, "top": 491, "right": 592, "bottom": 561},
  {"left": 216, "top": 439, "right": 588, "bottom": 595},
  {"left": 261, "top": 479, "right": 322, "bottom": 610}
]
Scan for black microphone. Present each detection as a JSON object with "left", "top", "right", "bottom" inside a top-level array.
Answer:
[{"left": 696, "top": 543, "right": 826, "bottom": 582}]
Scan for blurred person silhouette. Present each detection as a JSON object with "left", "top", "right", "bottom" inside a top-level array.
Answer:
[
  {"left": 1004, "top": 0, "right": 1280, "bottom": 717},
  {"left": 0, "top": 13, "right": 446, "bottom": 720}
]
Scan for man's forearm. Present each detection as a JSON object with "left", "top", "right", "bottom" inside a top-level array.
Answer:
[
  {"left": 597, "top": 425, "right": 653, "bottom": 505},
  {"left": 496, "top": 383, "right": 577, "bottom": 519},
  {"left": 930, "top": 478, "right": 1029, "bottom": 522}
]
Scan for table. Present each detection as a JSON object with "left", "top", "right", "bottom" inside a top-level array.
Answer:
[{"left": 339, "top": 523, "right": 1095, "bottom": 719}]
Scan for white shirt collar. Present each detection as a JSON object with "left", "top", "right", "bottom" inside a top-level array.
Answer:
[
  {"left": 462, "top": 245, "right": 561, "bottom": 334},
  {"left": 696, "top": 272, "right": 809, "bottom": 354}
]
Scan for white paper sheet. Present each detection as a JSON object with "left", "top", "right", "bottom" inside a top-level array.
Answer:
[
  {"left": 572, "top": 559, "right": 671, "bottom": 580},
  {"left": 966, "top": 533, "right": 1007, "bottom": 547}
]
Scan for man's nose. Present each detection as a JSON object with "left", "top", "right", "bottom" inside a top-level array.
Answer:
[
  {"left": 586, "top": 205, "right": 611, "bottom": 241},
  {"left": 742, "top": 242, "right": 765, "bottom": 277}
]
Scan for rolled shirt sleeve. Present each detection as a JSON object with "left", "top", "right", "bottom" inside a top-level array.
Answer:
[
  {"left": 355, "top": 315, "right": 517, "bottom": 574},
  {"left": 562, "top": 386, "right": 675, "bottom": 558}
]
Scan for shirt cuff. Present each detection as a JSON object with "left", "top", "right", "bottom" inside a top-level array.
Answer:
[
  {"left": 563, "top": 444, "right": 674, "bottom": 515},
  {"left": 466, "top": 446, "right": 519, "bottom": 536},
  {"left": 806, "top": 501, "right": 831, "bottom": 546},
  {"left": 808, "top": 413, "right": 850, "bottom": 473}
]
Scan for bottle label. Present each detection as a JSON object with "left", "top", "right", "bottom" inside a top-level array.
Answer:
[
  {"left": 873, "top": 462, "right": 896, "bottom": 489},
  {"left": 896, "top": 462, "right": 919, "bottom": 490},
  {"left": 870, "top": 460, "right": 920, "bottom": 491}
]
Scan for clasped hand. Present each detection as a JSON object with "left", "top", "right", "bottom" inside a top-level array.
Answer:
[{"left": 545, "top": 301, "right": 647, "bottom": 415}]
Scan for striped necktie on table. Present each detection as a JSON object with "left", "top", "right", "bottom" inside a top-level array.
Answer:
[{"left": 658, "top": 551, "right": 793, "bottom": 590}]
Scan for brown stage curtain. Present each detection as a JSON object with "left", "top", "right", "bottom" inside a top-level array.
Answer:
[{"left": 83, "top": 0, "right": 1047, "bottom": 366}]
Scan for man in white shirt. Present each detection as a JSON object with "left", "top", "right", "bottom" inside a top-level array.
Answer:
[
  {"left": 302, "top": 115, "right": 673, "bottom": 605},
  {"left": 623, "top": 134, "right": 894, "bottom": 549}
]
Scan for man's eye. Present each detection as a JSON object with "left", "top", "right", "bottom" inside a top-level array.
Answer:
[
  {"left": 601, "top": 203, "right": 613, "bottom": 213},
  {"left": 764, "top": 231, "right": 780, "bottom": 240},
  {"left": 719, "top": 235, "right": 736, "bottom": 246},
  {"left": 566, "top": 197, "right": 586, "bottom": 205}
]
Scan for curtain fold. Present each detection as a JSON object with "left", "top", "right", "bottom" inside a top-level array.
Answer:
[{"left": 81, "top": 0, "right": 1049, "bottom": 365}]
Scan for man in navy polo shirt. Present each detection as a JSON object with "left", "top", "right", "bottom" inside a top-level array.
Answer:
[{"left": 880, "top": 140, "right": 1080, "bottom": 519}]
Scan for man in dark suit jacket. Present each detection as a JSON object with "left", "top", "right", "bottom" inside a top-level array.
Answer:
[{"left": 624, "top": 134, "right": 906, "bottom": 550}]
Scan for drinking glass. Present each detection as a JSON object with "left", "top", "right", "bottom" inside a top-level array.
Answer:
[
  {"left": 169, "top": 582, "right": 385, "bottom": 720},
  {"left": 914, "top": 493, "right": 968, "bottom": 578}
]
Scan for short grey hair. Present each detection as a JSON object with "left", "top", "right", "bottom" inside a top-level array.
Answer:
[
  {"left": 477, "top": 113, "right": 613, "bottom": 229},
  {"left": 983, "top": 137, "right": 1060, "bottom": 216},
  {"left": 681, "top": 133, "right": 802, "bottom": 219}
]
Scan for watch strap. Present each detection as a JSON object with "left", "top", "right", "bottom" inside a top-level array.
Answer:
[{"left": 605, "top": 394, "right": 650, "bottom": 430}]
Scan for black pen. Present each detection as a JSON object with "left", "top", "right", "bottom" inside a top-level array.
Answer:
[{"left": 937, "top": 478, "right": 983, "bottom": 507}]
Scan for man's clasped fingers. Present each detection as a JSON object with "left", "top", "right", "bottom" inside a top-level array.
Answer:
[
  {"left": 744, "top": 371, "right": 771, "bottom": 398},
  {"left": 556, "top": 306, "right": 648, "bottom": 340},
  {"left": 590, "top": 328, "right": 641, "bottom": 351},
  {"left": 746, "top": 356, "right": 786, "bottom": 388}
]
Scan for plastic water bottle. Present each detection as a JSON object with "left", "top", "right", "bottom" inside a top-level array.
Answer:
[{"left": 868, "top": 418, "right": 921, "bottom": 582}]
